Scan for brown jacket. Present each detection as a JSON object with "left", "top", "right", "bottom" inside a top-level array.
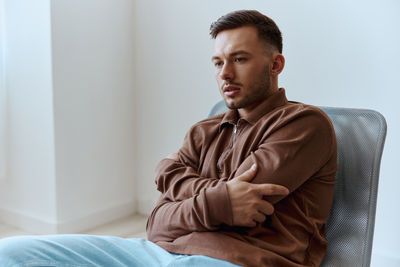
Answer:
[{"left": 147, "top": 89, "right": 337, "bottom": 267}]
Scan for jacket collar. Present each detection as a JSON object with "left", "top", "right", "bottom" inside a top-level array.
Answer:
[{"left": 219, "top": 88, "right": 288, "bottom": 131}]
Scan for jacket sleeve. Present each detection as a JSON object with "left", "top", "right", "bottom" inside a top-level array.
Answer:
[
  {"left": 155, "top": 158, "right": 220, "bottom": 201},
  {"left": 155, "top": 124, "right": 221, "bottom": 201},
  {"left": 146, "top": 181, "right": 233, "bottom": 242},
  {"left": 147, "top": 123, "right": 234, "bottom": 242},
  {"left": 231, "top": 108, "right": 337, "bottom": 204}
]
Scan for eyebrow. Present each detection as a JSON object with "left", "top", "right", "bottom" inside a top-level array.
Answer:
[{"left": 211, "top": 50, "right": 252, "bottom": 61}]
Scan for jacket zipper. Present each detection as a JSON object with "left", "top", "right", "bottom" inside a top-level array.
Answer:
[
  {"left": 218, "top": 123, "right": 238, "bottom": 172},
  {"left": 232, "top": 124, "right": 238, "bottom": 147}
]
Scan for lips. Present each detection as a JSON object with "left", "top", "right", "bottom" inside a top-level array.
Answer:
[{"left": 223, "top": 85, "right": 241, "bottom": 97}]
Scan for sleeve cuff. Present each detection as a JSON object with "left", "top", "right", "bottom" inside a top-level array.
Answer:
[{"left": 204, "top": 182, "right": 234, "bottom": 226}]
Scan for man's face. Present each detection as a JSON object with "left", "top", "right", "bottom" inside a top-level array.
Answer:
[{"left": 212, "top": 26, "right": 272, "bottom": 111}]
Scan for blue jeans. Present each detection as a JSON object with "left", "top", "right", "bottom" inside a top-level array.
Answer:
[{"left": 0, "top": 235, "right": 241, "bottom": 267}]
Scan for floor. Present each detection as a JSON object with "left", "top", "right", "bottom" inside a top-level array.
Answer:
[{"left": 0, "top": 214, "right": 148, "bottom": 239}]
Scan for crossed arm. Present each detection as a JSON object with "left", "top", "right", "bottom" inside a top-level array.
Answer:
[
  {"left": 146, "top": 111, "right": 335, "bottom": 242},
  {"left": 147, "top": 160, "right": 287, "bottom": 242},
  {"left": 168, "top": 152, "right": 288, "bottom": 223}
]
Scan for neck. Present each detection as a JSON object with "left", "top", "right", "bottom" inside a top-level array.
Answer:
[
  {"left": 238, "top": 87, "right": 278, "bottom": 118},
  {"left": 238, "top": 78, "right": 279, "bottom": 118}
]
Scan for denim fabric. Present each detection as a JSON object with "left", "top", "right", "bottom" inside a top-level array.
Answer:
[{"left": 0, "top": 235, "right": 241, "bottom": 267}]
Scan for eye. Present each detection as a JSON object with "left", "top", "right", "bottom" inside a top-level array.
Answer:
[
  {"left": 234, "top": 57, "right": 246, "bottom": 63},
  {"left": 214, "top": 61, "right": 223, "bottom": 67}
]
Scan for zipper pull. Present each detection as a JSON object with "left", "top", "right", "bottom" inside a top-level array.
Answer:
[{"left": 232, "top": 124, "right": 238, "bottom": 147}]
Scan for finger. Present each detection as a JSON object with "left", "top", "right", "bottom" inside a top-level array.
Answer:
[
  {"left": 244, "top": 220, "right": 257, "bottom": 228},
  {"left": 258, "top": 200, "right": 275, "bottom": 216},
  {"left": 255, "top": 184, "right": 289, "bottom": 196},
  {"left": 252, "top": 212, "right": 267, "bottom": 223},
  {"left": 234, "top": 164, "right": 257, "bottom": 182}
]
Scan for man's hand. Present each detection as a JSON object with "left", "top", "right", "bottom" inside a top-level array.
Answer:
[{"left": 227, "top": 164, "right": 289, "bottom": 227}]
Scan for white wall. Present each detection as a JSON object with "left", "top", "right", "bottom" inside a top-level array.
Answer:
[
  {"left": 0, "top": 0, "right": 136, "bottom": 234},
  {"left": 133, "top": 0, "right": 219, "bottom": 213},
  {"left": 0, "top": 0, "right": 6, "bottom": 181},
  {"left": 51, "top": 0, "right": 136, "bottom": 233},
  {"left": 0, "top": 0, "right": 58, "bottom": 232},
  {"left": 133, "top": 0, "right": 400, "bottom": 266}
]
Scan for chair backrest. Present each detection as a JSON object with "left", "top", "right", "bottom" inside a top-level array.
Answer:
[{"left": 208, "top": 101, "right": 387, "bottom": 267}]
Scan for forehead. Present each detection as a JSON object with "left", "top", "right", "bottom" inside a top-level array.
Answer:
[{"left": 213, "top": 26, "right": 264, "bottom": 56}]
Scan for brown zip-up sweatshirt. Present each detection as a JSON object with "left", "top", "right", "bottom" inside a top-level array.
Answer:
[{"left": 146, "top": 88, "right": 337, "bottom": 267}]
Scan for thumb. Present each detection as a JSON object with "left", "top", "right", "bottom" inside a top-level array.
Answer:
[{"left": 234, "top": 164, "right": 257, "bottom": 182}]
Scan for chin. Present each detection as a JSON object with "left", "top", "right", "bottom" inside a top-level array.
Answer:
[{"left": 225, "top": 100, "right": 240, "bottom": 110}]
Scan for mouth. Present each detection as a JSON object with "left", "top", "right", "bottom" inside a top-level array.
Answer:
[{"left": 223, "top": 84, "right": 241, "bottom": 97}]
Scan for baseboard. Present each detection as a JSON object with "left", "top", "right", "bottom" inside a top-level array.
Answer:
[
  {"left": 58, "top": 200, "right": 137, "bottom": 233},
  {"left": 0, "top": 207, "right": 58, "bottom": 234},
  {"left": 0, "top": 200, "right": 137, "bottom": 234}
]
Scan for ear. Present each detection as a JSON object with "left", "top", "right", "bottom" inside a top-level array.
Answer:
[{"left": 270, "top": 54, "right": 285, "bottom": 77}]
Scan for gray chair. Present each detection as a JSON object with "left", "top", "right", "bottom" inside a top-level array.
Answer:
[{"left": 208, "top": 101, "right": 387, "bottom": 267}]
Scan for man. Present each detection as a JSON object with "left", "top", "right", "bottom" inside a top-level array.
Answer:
[
  {"left": 146, "top": 9, "right": 337, "bottom": 267},
  {"left": 0, "top": 10, "right": 336, "bottom": 267}
]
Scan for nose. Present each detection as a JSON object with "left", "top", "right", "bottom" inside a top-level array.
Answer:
[{"left": 219, "top": 62, "right": 234, "bottom": 81}]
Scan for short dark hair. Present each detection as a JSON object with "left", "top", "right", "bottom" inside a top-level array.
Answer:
[{"left": 209, "top": 10, "right": 283, "bottom": 53}]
